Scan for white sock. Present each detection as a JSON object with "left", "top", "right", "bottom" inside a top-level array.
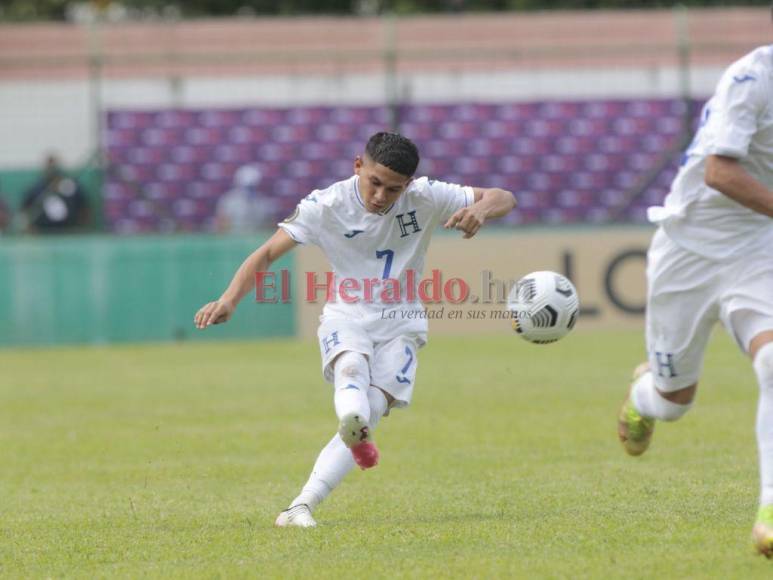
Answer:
[
  {"left": 290, "top": 433, "right": 354, "bottom": 511},
  {"left": 754, "top": 342, "right": 773, "bottom": 506},
  {"left": 290, "top": 386, "right": 390, "bottom": 511},
  {"left": 631, "top": 370, "right": 691, "bottom": 421},
  {"left": 333, "top": 351, "right": 371, "bottom": 422}
]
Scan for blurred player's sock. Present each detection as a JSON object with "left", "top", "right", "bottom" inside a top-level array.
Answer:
[
  {"left": 333, "top": 351, "right": 371, "bottom": 422},
  {"left": 631, "top": 365, "right": 691, "bottom": 422},
  {"left": 752, "top": 505, "right": 773, "bottom": 558},
  {"left": 755, "top": 343, "right": 773, "bottom": 510},
  {"left": 618, "top": 363, "right": 657, "bottom": 456},
  {"left": 274, "top": 504, "right": 317, "bottom": 528}
]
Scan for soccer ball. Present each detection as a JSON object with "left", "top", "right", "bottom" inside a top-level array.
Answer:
[{"left": 507, "top": 271, "right": 580, "bottom": 344}]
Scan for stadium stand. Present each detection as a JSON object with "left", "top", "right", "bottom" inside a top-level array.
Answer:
[{"left": 104, "top": 98, "right": 700, "bottom": 232}]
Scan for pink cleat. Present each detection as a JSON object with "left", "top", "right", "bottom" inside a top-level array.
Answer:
[
  {"left": 338, "top": 412, "right": 380, "bottom": 470},
  {"left": 351, "top": 441, "right": 379, "bottom": 469}
]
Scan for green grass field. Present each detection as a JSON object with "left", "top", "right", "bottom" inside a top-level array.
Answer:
[{"left": 1, "top": 329, "right": 770, "bottom": 578}]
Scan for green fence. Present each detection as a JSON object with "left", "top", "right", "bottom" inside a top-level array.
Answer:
[{"left": 0, "top": 234, "right": 294, "bottom": 346}]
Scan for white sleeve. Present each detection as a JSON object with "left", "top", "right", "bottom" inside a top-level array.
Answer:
[
  {"left": 277, "top": 192, "right": 323, "bottom": 246},
  {"left": 427, "top": 179, "right": 475, "bottom": 223},
  {"left": 705, "top": 66, "right": 768, "bottom": 159}
]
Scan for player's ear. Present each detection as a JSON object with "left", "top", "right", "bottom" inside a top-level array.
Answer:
[{"left": 353, "top": 156, "right": 363, "bottom": 175}]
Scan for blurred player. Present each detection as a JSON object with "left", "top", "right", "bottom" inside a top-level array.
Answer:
[
  {"left": 616, "top": 45, "right": 773, "bottom": 556},
  {"left": 194, "top": 132, "right": 516, "bottom": 527}
]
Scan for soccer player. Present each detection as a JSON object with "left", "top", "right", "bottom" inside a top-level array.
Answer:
[
  {"left": 194, "top": 132, "right": 516, "bottom": 527},
  {"left": 616, "top": 45, "right": 773, "bottom": 556}
]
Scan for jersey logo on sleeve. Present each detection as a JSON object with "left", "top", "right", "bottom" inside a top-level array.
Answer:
[
  {"left": 732, "top": 74, "right": 756, "bottom": 83},
  {"left": 343, "top": 229, "right": 365, "bottom": 238},
  {"left": 395, "top": 210, "right": 422, "bottom": 238}
]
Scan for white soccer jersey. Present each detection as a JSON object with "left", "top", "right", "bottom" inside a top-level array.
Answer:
[
  {"left": 648, "top": 45, "right": 773, "bottom": 260},
  {"left": 279, "top": 175, "right": 474, "bottom": 336}
]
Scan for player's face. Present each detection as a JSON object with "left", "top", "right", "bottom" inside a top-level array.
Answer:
[{"left": 354, "top": 156, "right": 412, "bottom": 213}]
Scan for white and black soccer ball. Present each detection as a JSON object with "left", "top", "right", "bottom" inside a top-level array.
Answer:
[{"left": 507, "top": 271, "right": 580, "bottom": 344}]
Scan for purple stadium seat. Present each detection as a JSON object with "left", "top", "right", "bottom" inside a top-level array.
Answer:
[{"left": 105, "top": 98, "right": 702, "bottom": 232}]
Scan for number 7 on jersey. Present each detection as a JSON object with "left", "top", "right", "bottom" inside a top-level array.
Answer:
[{"left": 376, "top": 249, "right": 394, "bottom": 279}]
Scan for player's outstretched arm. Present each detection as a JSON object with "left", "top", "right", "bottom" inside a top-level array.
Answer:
[
  {"left": 705, "top": 155, "right": 773, "bottom": 218},
  {"left": 194, "top": 228, "right": 297, "bottom": 329},
  {"left": 444, "top": 187, "right": 516, "bottom": 239}
]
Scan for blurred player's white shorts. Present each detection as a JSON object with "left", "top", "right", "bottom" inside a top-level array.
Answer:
[
  {"left": 646, "top": 227, "right": 773, "bottom": 391},
  {"left": 317, "top": 316, "right": 426, "bottom": 408}
]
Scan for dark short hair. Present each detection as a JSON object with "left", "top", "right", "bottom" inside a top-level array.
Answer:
[{"left": 365, "top": 132, "right": 420, "bottom": 177}]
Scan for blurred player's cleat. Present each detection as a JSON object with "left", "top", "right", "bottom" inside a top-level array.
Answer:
[
  {"left": 275, "top": 504, "right": 317, "bottom": 528},
  {"left": 752, "top": 505, "right": 773, "bottom": 558},
  {"left": 338, "top": 412, "right": 379, "bottom": 469},
  {"left": 618, "top": 362, "right": 656, "bottom": 456}
]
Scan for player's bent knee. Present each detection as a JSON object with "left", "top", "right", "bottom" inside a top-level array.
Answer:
[
  {"left": 754, "top": 342, "right": 773, "bottom": 389},
  {"left": 334, "top": 351, "right": 369, "bottom": 381},
  {"left": 341, "top": 364, "right": 360, "bottom": 378}
]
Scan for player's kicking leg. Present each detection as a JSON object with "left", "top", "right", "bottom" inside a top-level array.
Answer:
[
  {"left": 276, "top": 326, "right": 414, "bottom": 528},
  {"left": 275, "top": 350, "right": 390, "bottom": 528},
  {"left": 275, "top": 384, "right": 389, "bottom": 528}
]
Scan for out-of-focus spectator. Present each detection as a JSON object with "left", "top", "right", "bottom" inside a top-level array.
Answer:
[
  {"left": 19, "top": 154, "right": 90, "bottom": 234},
  {"left": 215, "top": 164, "right": 277, "bottom": 234}
]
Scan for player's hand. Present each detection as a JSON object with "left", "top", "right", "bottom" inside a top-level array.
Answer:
[
  {"left": 443, "top": 206, "right": 486, "bottom": 239},
  {"left": 194, "top": 299, "right": 235, "bottom": 329}
]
